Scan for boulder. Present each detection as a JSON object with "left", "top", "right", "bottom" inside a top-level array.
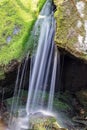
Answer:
[
  {"left": 0, "top": 0, "right": 46, "bottom": 97},
  {"left": 0, "top": 0, "right": 46, "bottom": 66},
  {"left": 29, "top": 111, "right": 68, "bottom": 130},
  {"left": 54, "top": 0, "right": 87, "bottom": 62}
]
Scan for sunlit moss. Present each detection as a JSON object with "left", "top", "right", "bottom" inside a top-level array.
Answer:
[{"left": 0, "top": 0, "right": 46, "bottom": 65}]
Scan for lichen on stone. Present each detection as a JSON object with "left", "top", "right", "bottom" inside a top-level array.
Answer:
[{"left": 54, "top": 0, "right": 87, "bottom": 61}]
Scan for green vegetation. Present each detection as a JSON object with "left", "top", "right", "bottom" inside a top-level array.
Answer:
[
  {"left": 37, "top": 90, "right": 71, "bottom": 111},
  {"left": 0, "top": 0, "right": 46, "bottom": 65},
  {"left": 76, "top": 90, "right": 87, "bottom": 110},
  {"left": 6, "top": 90, "right": 71, "bottom": 113},
  {"left": 0, "top": 68, "right": 5, "bottom": 79}
]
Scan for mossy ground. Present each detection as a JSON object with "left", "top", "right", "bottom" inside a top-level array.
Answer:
[
  {"left": 0, "top": 0, "right": 46, "bottom": 65},
  {"left": 54, "top": 0, "right": 87, "bottom": 61},
  {"left": 76, "top": 89, "right": 87, "bottom": 110}
]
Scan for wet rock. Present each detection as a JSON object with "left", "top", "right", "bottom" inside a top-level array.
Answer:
[
  {"left": 76, "top": 89, "right": 87, "bottom": 111},
  {"left": 29, "top": 112, "right": 68, "bottom": 130},
  {"left": 1, "top": 112, "right": 10, "bottom": 125},
  {"left": 0, "top": 119, "right": 7, "bottom": 130},
  {"left": 52, "top": 122, "right": 68, "bottom": 130}
]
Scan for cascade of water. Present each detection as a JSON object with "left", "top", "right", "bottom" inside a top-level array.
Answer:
[
  {"left": 31, "top": 15, "right": 55, "bottom": 110},
  {"left": 29, "top": 55, "right": 35, "bottom": 83},
  {"left": 16, "top": 54, "right": 29, "bottom": 110},
  {"left": 48, "top": 46, "right": 58, "bottom": 111},
  {"left": 26, "top": 5, "right": 55, "bottom": 112},
  {"left": 26, "top": 19, "right": 46, "bottom": 114},
  {"left": 9, "top": 53, "right": 29, "bottom": 128},
  {"left": 41, "top": 41, "right": 54, "bottom": 107},
  {"left": 8, "top": 0, "right": 60, "bottom": 130},
  {"left": 9, "top": 65, "right": 21, "bottom": 126}
]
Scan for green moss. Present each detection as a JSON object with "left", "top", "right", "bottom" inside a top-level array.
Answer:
[
  {"left": 0, "top": 68, "right": 5, "bottom": 79},
  {"left": 76, "top": 90, "right": 87, "bottom": 109},
  {"left": 53, "top": 99, "right": 71, "bottom": 111},
  {"left": 33, "top": 90, "right": 71, "bottom": 111},
  {"left": 0, "top": 0, "right": 46, "bottom": 65}
]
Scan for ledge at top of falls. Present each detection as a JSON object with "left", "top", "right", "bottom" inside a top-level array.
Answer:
[{"left": 54, "top": 0, "right": 87, "bottom": 63}]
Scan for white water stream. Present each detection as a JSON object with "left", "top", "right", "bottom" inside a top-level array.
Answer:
[{"left": 8, "top": 0, "right": 60, "bottom": 130}]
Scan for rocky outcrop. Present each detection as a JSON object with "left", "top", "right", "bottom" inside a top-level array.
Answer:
[
  {"left": 54, "top": 0, "right": 87, "bottom": 62},
  {"left": 0, "top": 0, "right": 46, "bottom": 97},
  {"left": 0, "top": 56, "right": 31, "bottom": 100},
  {"left": 0, "top": 0, "right": 46, "bottom": 78},
  {"left": 54, "top": 0, "right": 87, "bottom": 115},
  {"left": 0, "top": 60, "right": 19, "bottom": 100}
]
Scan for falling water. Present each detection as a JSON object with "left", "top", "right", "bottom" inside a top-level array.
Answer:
[
  {"left": 31, "top": 14, "right": 55, "bottom": 111},
  {"left": 8, "top": 0, "right": 60, "bottom": 130},
  {"left": 41, "top": 41, "right": 54, "bottom": 107},
  {"left": 48, "top": 46, "right": 58, "bottom": 111},
  {"left": 26, "top": 1, "right": 55, "bottom": 115},
  {"left": 9, "top": 65, "right": 20, "bottom": 126},
  {"left": 16, "top": 54, "right": 29, "bottom": 110},
  {"left": 8, "top": 53, "right": 29, "bottom": 130}
]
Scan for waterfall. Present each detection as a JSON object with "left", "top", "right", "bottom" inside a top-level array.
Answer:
[
  {"left": 9, "top": 0, "right": 60, "bottom": 130},
  {"left": 26, "top": 0, "right": 55, "bottom": 115},
  {"left": 41, "top": 41, "right": 54, "bottom": 107},
  {"left": 30, "top": 14, "right": 55, "bottom": 111},
  {"left": 48, "top": 46, "right": 58, "bottom": 111}
]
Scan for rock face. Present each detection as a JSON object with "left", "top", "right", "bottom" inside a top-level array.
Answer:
[
  {"left": 0, "top": 0, "right": 46, "bottom": 97},
  {"left": 54, "top": 0, "right": 87, "bottom": 62},
  {"left": 54, "top": 0, "right": 87, "bottom": 109},
  {"left": 0, "top": 59, "right": 19, "bottom": 100},
  {"left": 60, "top": 53, "right": 87, "bottom": 92}
]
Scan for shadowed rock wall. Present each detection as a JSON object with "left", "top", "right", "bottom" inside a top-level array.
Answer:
[{"left": 59, "top": 51, "right": 87, "bottom": 93}]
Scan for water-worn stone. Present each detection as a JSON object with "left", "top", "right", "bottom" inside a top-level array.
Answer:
[{"left": 29, "top": 112, "right": 68, "bottom": 130}]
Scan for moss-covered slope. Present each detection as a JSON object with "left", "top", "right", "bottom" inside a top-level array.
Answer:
[
  {"left": 54, "top": 0, "right": 87, "bottom": 61},
  {"left": 0, "top": 0, "right": 46, "bottom": 65}
]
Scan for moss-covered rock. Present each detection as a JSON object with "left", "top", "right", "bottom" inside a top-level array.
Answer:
[
  {"left": 29, "top": 112, "right": 68, "bottom": 130},
  {"left": 0, "top": 0, "right": 46, "bottom": 79},
  {"left": 54, "top": 0, "right": 87, "bottom": 62},
  {"left": 76, "top": 89, "right": 87, "bottom": 110}
]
